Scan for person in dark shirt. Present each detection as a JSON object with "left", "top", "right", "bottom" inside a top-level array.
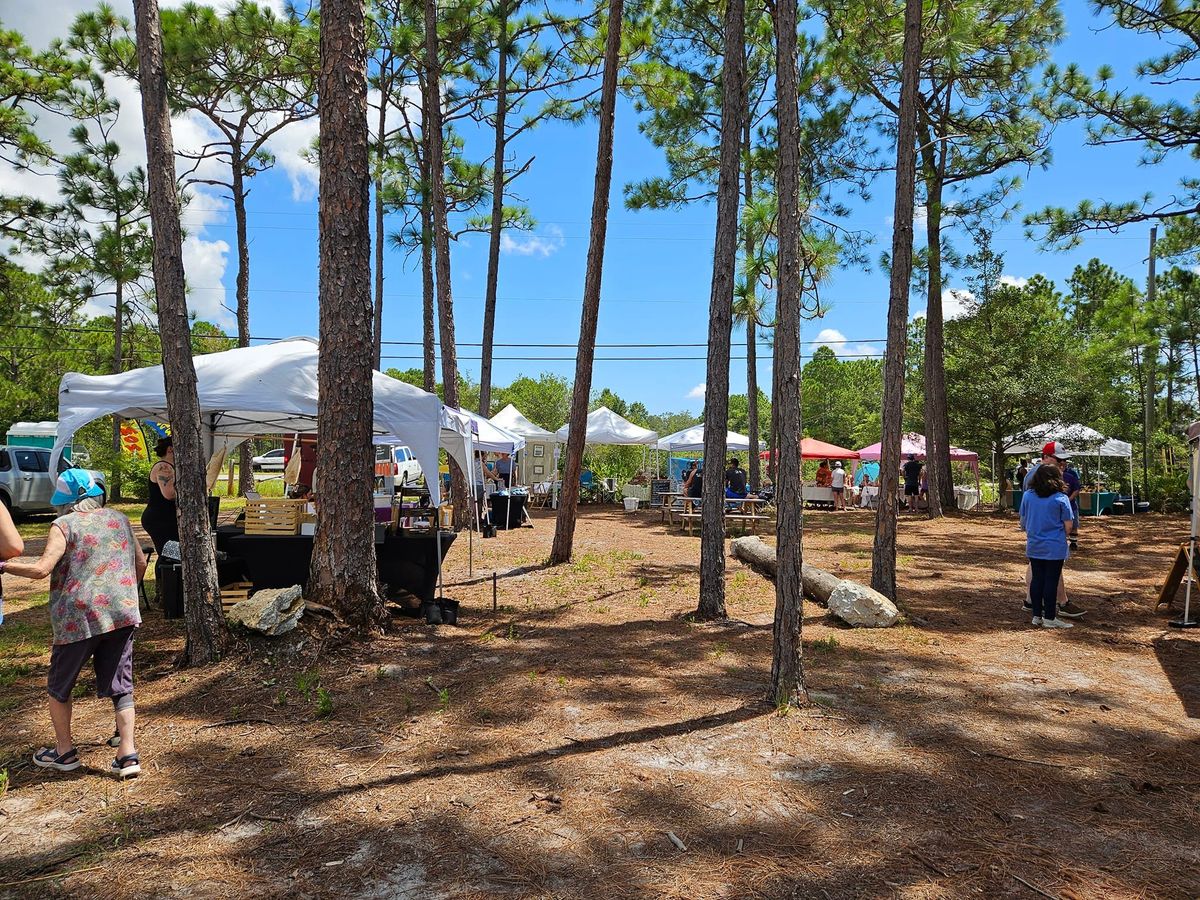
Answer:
[
  {"left": 902, "top": 454, "right": 923, "bottom": 512},
  {"left": 1061, "top": 460, "right": 1082, "bottom": 550},
  {"left": 725, "top": 458, "right": 748, "bottom": 499},
  {"left": 683, "top": 462, "right": 703, "bottom": 510}
]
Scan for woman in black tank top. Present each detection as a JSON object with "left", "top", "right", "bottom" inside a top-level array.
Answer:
[{"left": 141, "top": 437, "right": 177, "bottom": 554}]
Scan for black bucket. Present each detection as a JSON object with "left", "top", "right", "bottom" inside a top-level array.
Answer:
[
  {"left": 438, "top": 598, "right": 460, "bottom": 625},
  {"left": 422, "top": 600, "right": 443, "bottom": 625}
]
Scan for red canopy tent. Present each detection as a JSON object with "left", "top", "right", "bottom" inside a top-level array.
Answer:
[{"left": 759, "top": 438, "right": 860, "bottom": 460}]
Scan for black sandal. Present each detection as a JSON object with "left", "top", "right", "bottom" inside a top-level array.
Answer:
[
  {"left": 33, "top": 746, "right": 81, "bottom": 772},
  {"left": 111, "top": 753, "right": 141, "bottom": 779}
]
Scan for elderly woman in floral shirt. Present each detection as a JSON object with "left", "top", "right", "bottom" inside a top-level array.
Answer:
[{"left": 1, "top": 469, "right": 147, "bottom": 778}]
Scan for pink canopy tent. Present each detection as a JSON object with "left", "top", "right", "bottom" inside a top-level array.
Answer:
[
  {"left": 759, "top": 438, "right": 860, "bottom": 460},
  {"left": 856, "top": 433, "right": 981, "bottom": 492}
]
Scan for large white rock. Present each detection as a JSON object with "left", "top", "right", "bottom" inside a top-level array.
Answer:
[
  {"left": 229, "top": 585, "right": 305, "bottom": 636},
  {"left": 826, "top": 582, "right": 900, "bottom": 628}
]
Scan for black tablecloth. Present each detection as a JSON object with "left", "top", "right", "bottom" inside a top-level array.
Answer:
[
  {"left": 488, "top": 494, "right": 527, "bottom": 530},
  {"left": 216, "top": 526, "right": 456, "bottom": 603}
]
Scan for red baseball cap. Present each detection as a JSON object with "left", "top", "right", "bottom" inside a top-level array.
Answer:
[{"left": 1041, "top": 441, "right": 1070, "bottom": 460}]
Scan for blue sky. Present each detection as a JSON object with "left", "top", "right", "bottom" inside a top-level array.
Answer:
[{"left": 13, "top": 0, "right": 1185, "bottom": 424}]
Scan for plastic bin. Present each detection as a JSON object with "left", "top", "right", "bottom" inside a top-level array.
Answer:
[{"left": 623, "top": 496, "right": 639, "bottom": 512}]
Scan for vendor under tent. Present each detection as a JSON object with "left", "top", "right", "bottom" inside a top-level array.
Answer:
[
  {"left": 489, "top": 403, "right": 557, "bottom": 488},
  {"left": 856, "top": 432, "right": 982, "bottom": 501},
  {"left": 1003, "top": 421, "right": 1134, "bottom": 516},
  {"left": 51, "top": 337, "right": 464, "bottom": 609},
  {"left": 555, "top": 405, "right": 659, "bottom": 445},
  {"left": 656, "top": 425, "right": 750, "bottom": 453}
]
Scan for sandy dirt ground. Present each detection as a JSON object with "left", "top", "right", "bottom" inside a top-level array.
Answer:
[{"left": 1, "top": 505, "right": 1198, "bottom": 899}]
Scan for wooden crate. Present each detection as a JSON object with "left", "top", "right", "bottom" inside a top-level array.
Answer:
[
  {"left": 244, "top": 499, "right": 305, "bottom": 535},
  {"left": 220, "top": 582, "right": 254, "bottom": 611}
]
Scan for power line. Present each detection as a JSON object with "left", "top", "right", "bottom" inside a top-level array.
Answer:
[{"left": 0, "top": 322, "right": 890, "bottom": 347}]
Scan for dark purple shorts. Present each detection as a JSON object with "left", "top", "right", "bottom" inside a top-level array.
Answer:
[{"left": 47, "top": 626, "right": 136, "bottom": 703}]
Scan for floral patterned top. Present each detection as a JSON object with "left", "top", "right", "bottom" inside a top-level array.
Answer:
[{"left": 49, "top": 509, "right": 142, "bottom": 645}]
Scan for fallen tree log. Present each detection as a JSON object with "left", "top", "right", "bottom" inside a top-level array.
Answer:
[
  {"left": 730, "top": 536, "right": 901, "bottom": 627},
  {"left": 730, "top": 536, "right": 841, "bottom": 605}
]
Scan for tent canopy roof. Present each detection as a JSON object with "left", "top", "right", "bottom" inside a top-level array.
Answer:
[
  {"left": 656, "top": 424, "right": 749, "bottom": 452},
  {"left": 555, "top": 406, "right": 658, "bottom": 445},
  {"left": 759, "top": 438, "right": 861, "bottom": 460},
  {"left": 489, "top": 403, "right": 556, "bottom": 441},
  {"left": 1004, "top": 421, "right": 1132, "bottom": 458},
  {"left": 52, "top": 337, "right": 451, "bottom": 504},
  {"left": 449, "top": 407, "right": 524, "bottom": 454},
  {"left": 857, "top": 433, "right": 978, "bottom": 462}
]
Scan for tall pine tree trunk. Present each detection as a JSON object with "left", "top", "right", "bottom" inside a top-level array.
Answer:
[
  {"left": 549, "top": 0, "right": 623, "bottom": 566},
  {"left": 420, "top": 138, "right": 436, "bottom": 394},
  {"left": 133, "top": 0, "right": 226, "bottom": 665},
  {"left": 770, "top": 0, "right": 805, "bottom": 706},
  {"left": 423, "top": 0, "right": 468, "bottom": 525},
  {"left": 871, "top": 0, "right": 923, "bottom": 602},
  {"left": 921, "top": 139, "right": 951, "bottom": 516},
  {"left": 111, "top": 278, "right": 124, "bottom": 502},
  {"left": 373, "top": 87, "right": 388, "bottom": 370},
  {"left": 232, "top": 161, "right": 256, "bottom": 497},
  {"left": 309, "top": 0, "right": 382, "bottom": 628},
  {"left": 479, "top": 2, "right": 509, "bottom": 417},
  {"left": 695, "top": 0, "right": 746, "bottom": 621},
  {"left": 743, "top": 121, "right": 759, "bottom": 492}
]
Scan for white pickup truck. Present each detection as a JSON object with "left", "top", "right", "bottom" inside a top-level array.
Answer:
[{"left": 374, "top": 443, "right": 424, "bottom": 493}]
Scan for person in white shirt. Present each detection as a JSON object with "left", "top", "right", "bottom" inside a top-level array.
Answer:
[{"left": 831, "top": 461, "right": 847, "bottom": 510}]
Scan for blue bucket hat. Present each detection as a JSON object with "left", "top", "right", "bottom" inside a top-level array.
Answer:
[{"left": 50, "top": 468, "right": 104, "bottom": 507}]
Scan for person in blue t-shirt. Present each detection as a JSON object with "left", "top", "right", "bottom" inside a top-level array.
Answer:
[
  {"left": 1021, "top": 463, "right": 1075, "bottom": 628},
  {"left": 1021, "top": 441, "right": 1087, "bottom": 618}
]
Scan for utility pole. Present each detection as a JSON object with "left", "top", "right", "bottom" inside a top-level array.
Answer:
[{"left": 1144, "top": 226, "right": 1157, "bottom": 507}]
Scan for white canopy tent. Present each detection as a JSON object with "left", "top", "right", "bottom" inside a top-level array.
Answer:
[
  {"left": 51, "top": 337, "right": 458, "bottom": 506},
  {"left": 454, "top": 408, "right": 525, "bottom": 454},
  {"left": 655, "top": 425, "right": 750, "bottom": 453},
  {"left": 555, "top": 406, "right": 658, "bottom": 445},
  {"left": 1004, "top": 422, "right": 1134, "bottom": 512},
  {"left": 490, "top": 404, "right": 557, "bottom": 442}
]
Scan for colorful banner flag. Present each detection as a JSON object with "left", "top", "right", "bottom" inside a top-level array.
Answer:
[{"left": 119, "top": 422, "right": 148, "bottom": 458}]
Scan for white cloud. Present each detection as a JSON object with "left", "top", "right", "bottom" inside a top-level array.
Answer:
[
  {"left": 500, "top": 225, "right": 565, "bottom": 258},
  {"left": 687, "top": 383, "right": 706, "bottom": 399},
  {"left": 942, "top": 288, "right": 975, "bottom": 320},
  {"left": 999, "top": 275, "right": 1029, "bottom": 288},
  {"left": 266, "top": 115, "right": 321, "bottom": 202},
  {"left": 812, "top": 327, "right": 882, "bottom": 358}
]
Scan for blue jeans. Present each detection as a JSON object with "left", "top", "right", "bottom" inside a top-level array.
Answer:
[{"left": 725, "top": 488, "right": 747, "bottom": 499}]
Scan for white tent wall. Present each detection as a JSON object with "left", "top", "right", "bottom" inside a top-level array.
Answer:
[{"left": 50, "top": 338, "right": 452, "bottom": 506}]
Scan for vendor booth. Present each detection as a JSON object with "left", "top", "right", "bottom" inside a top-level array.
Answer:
[
  {"left": 1003, "top": 422, "right": 1133, "bottom": 515},
  {"left": 760, "top": 438, "right": 862, "bottom": 506},
  {"left": 856, "top": 433, "right": 981, "bottom": 510},
  {"left": 50, "top": 338, "right": 467, "bottom": 606},
  {"left": 490, "top": 404, "right": 557, "bottom": 486}
]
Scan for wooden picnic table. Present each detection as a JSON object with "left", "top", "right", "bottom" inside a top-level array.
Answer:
[{"left": 675, "top": 495, "right": 772, "bottom": 535}]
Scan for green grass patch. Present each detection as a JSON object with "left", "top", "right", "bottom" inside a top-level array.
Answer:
[{"left": 809, "top": 636, "right": 840, "bottom": 653}]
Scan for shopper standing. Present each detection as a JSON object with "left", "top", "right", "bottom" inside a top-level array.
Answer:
[
  {"left": 1021, "top": 463, "right": 1074, "bottom": 629},
  {"left": 141, "top": 437, "right": 177, "bottom": 554},
  {"left": 2, "top": 469, "right": 147, "bottom": 776}
]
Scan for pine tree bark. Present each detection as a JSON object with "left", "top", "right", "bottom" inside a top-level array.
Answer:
[
  {"left": 374, "top": 88, "right": 388, "bottom": 370},
  {"left": 549, "top": 0, "right": 623, "bottom": 566},
  {"left": 743, "top": 121, "right": 760, "bottom": 492},
  {"left": 769, "top": 0, "right": 805, "bottom": 706},
  {"left": 308, "top": 0, "right": 383, "bottom": 629},
  {"left": 479, "top": 1, "right": 509, "bottom": 417},
  {"left": 871, "top": 0, "right": 923, "bottom": 602},
  {"left": 695, "top": 0, "right": 746, "bottom": 621},
  {"left": 420, "top": 135, "right": 436, "bottom": 394},
  {"left": 232, "top": 159, "right": 256, "bottom": 497},
  {"left": 423, "top": 0, "right": 468, "bottom": 525},
  {"left": 921, "top": 139, "right": 951, "bottom": 516},
  {"left": 133, "top": 0, "right": 226, "bottom": 666}
]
